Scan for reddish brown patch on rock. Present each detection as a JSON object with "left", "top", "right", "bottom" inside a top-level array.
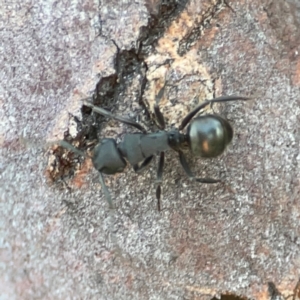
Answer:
[
  {"left": 291, "top": 56, "right": 300, "bottom": 86},
  {"left": 71, "top": 158, "right": 93, "bottom": 189}
]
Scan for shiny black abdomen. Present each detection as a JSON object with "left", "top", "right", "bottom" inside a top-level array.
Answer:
[{"left": 187, "top": 115, "right": 233, "bottom": 157}]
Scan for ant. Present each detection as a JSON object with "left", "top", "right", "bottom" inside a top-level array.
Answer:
[{"left": 59, "top": 86, "right": 251, "bottom": 211}]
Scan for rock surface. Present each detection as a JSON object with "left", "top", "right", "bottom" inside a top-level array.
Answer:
[{"left": 1, "top": 0, "right": 300, "bottom": 299}]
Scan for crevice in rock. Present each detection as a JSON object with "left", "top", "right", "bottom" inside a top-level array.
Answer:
[{"left": 47, "top": 0, "right": 229, "bottom": 184}]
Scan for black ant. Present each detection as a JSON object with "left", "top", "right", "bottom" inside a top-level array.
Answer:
[{"left": 59, "top": 86, "right": 251, "bottom": 210}]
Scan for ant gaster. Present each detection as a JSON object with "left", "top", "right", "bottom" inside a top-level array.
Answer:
[{"left": 64, "top": 86, "right": 251, "bottom": 210}]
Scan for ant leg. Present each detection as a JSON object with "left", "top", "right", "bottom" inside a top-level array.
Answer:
[
  {"left": 133, "top": 156, "right": 154, "bottom": 173},
  {"left": 154, "top": 85, "right": 166, "bottom": 129},
  {"left": 179, "top": 95, "right": 252, "bottom": 130},
  {"left": 51, "top": 140, "right": 86, "bottom": 156},
  {"left": 267, "top": 283, "right": 282, "bottom": 300},
  {"left": 154, "top": 105, "right": 166, "bottom": 129},
  {"left": 99, "top": 172, "right": 115, "bottom": 210},
  {"left": 83, "top": 100, "right": 147, "bottom": 133},
  {"left": 156, "top": 152, "right": 165, "bottom": 211},
  {"left": 178, "top": 151, "right": 220, "bottom": 183},
  {"left": 292, "top": 278, "right": 300, "bottom": 300}
]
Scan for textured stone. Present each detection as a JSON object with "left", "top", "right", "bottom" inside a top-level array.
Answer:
[{"left": 1, "top": 0, "right": 300, "bottom": 299}]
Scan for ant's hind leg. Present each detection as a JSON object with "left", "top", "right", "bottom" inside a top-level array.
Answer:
[
  {"left": 99, "top": 172, "right": 115, "bottom": 210},
  {"left": 178, "top": 151, "right": 220, "bottom": 183},
  {"left": 179, "top": 95, "right": 252, "bottom": 130},
  {"left": 156, "top": 152, "right": 165, "bottom": 211}
]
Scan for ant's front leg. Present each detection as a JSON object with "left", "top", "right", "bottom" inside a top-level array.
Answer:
[
  {"left": 83, "top": 100, "right": 147, "bottom": 133},
  {"left": 99, "top": 172, "right": 115, "bottom": 210}
]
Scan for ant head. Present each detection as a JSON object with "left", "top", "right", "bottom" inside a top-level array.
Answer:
[
  {"left": 92, "top": 138, "right": 126, "bottom": 175},
  {"left": 186, "top": 115, "right": 233, "bottom": 158}
]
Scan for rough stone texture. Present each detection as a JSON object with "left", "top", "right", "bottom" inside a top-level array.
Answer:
[{"left": 1, "top": 0, "right": 300, "bottom": 299}]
